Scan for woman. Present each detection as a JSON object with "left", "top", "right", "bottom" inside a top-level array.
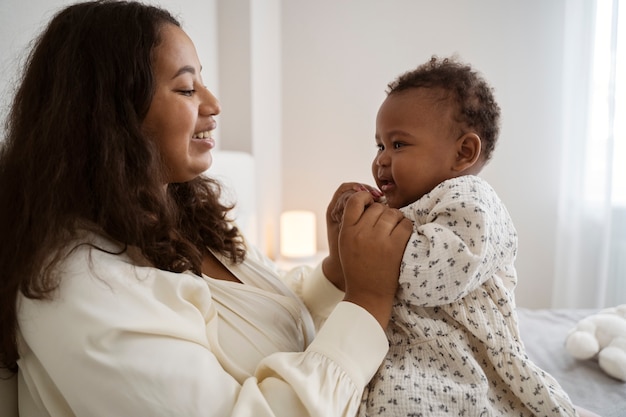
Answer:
[{"left": 0, "top": 1, "right": 412, "bottom": 416}]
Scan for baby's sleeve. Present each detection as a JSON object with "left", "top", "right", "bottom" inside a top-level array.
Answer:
[{"left": 397, "top": 177, "right": 517, "bottom": 307}]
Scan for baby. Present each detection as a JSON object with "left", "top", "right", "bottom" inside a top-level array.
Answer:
[{"left": 350, "top": 56, "right": 578, "bottom": 416}]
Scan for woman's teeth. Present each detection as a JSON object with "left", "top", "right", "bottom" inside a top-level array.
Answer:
[{"left": 193, "top": 131, "right": 211, "bottom": 139}]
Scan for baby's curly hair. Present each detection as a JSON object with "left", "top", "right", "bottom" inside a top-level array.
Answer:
[{"left": 387, "top": 56, "right": 501, "bottom": 162}]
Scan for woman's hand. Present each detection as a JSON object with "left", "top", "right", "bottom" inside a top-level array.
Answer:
[
  {"left": 322, "top": 183, "right": 384, "bottom": 291},
  {"left": 338, "top": 191, "right": 412, "bottom": 330}
]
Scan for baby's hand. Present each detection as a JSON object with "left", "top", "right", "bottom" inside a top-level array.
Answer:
[{"left": 330, "top": 185, "right": 385, "bottom": 223}]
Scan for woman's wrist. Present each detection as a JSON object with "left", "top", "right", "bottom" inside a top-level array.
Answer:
[
  {"left": 321, "top": 256, "right": 345, "bottom": 291},
  {"left": 343, "top": 292, "right": 394, "bottom": 330}
]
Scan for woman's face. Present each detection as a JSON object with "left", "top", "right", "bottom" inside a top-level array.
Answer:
[{"left": 142, "top": 24, "right": 220, "bottom": 184}]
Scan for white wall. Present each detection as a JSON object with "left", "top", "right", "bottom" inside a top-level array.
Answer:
[{"left": 1, "top": 0, "right": 574, "bottom": 309}]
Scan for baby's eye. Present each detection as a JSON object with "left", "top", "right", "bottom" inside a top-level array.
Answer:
[
  {"left": 393, "top": 142, "right": 405, "bottom": 149},
  {"left": 376, "top": 143, "right": 384, "bottom": 151}
]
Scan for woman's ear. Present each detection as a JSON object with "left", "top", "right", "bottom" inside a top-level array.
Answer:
[{"left": 452, "top": 133, "right": 482, "bottom": 172}]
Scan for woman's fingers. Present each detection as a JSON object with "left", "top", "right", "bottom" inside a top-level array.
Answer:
[
  {"left": 340, "top": 191, "right": 379, "bottom": 227},
  {"left": 323, "top": 183, "right": 372, "bottom": 291},
  {"left": 323, "top": 183, "right": 391, "bottom": 293},
  {"left": 327, "top": 182, "right": 386, "bottom": 223},
  {"left": 375, "top": 205, "right": 413, "bottom": 236},
  {"left": 327, "top": 183, "right": 367, "bottom": 220},
  {"left": 338, "top": 192, "right": 412, "bottom": 329},
  {"left": 329, "top": 192, "right": 353, "bottom": 223}
]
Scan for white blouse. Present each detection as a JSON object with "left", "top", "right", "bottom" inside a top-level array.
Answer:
[{"left": 17, "top": 233, "right": 388, "bottom": 417}]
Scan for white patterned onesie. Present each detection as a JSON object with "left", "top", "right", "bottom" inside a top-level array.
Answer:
[{"left": 359, "top": 176, "right": 577, "bottom": 417}]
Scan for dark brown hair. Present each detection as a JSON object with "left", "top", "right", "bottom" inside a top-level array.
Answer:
[
  {"left": 0, "top": 0, "right": 245, "bottom": 373},
  {"left": 387, "top": 55, "right": 501, "bottom": 162}
]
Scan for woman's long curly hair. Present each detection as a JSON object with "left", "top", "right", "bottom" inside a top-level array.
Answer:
[{"left": 0, "top": 0, "right": 245, "bottom": 373}]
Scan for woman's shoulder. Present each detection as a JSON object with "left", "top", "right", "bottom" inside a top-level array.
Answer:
[
  {"left": 51, "top": 230, "right": 204, "bottom": 294},
  {"left": 55, "top": 230, "right": 136, "bottom": 272}
]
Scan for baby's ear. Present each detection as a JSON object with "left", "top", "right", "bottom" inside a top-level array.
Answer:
[{"left": 453, "top": 133, "right": 481, "bottom": 172}]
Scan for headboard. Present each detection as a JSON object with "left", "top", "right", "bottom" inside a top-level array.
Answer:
[{"left": 204, "top": 150, "right": 258, "bottom": 246}]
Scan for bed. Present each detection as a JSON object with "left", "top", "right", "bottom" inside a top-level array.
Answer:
[{"left": 517, "top": 308, "right": 626, "bottom": 417}]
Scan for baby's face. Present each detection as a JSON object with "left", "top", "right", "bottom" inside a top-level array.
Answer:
[{"left": 372, "top": 88, "right": 461, "bottom": 209}]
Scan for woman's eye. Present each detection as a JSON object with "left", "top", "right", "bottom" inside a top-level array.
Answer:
[{"left": 178, "top": 89, "right": 195, "bottom": 97}]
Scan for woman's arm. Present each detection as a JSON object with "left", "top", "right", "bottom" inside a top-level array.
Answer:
[
  {"left": 17, "top": 223, "right": 407, "bottom": 417},
  {"left": 338, "top": 191, "right": 412, "bottom": 329}
]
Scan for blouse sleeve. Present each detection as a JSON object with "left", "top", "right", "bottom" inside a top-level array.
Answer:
[
  {"left": 235, "top": 243, "right": 345, "bottom": 329},
  {"left": 282, "top": 263, "right": 345, "bottom": 329},
  {"left": 397, "top": 176, "right": 518, "bottom": 307},
  {"left": 17, "top": 244, "right": 386, "bottom": 417}
]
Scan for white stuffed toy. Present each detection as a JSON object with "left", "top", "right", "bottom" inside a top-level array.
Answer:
[{"left": 565, "top": 304, "right": 626, "bottom": 381}]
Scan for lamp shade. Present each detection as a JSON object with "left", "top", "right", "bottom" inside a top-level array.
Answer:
[{"left": 280, "top": 210, "right": 316, "bottom": 258}]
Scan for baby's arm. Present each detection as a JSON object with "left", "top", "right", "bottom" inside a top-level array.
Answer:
[{"left": 397, "top": 177, "right": 517, "bottom": 307}]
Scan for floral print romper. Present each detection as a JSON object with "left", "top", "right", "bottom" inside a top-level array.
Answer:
[{"left": 359, "top": 176, "right": 577, "bottom": 417}]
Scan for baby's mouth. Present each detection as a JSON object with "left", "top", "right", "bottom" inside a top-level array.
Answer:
[{"left": 378, "top": 178, "right": 395, "bottom": 192}]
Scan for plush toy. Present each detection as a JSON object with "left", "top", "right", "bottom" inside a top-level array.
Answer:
[{"left": 565, "top": 304, "right": 626, "bottom": 381}]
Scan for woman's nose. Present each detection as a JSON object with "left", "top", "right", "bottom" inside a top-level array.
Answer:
[{"left": 200, "top": 87, "right": 221, "bottom": 116}]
